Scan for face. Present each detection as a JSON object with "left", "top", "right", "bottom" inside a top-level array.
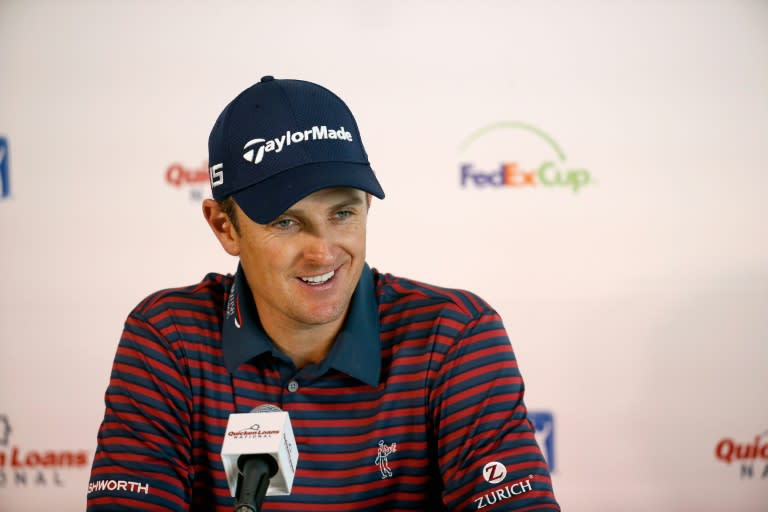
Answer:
[{"left": 226, "top": 187, "right": 369, "bottom": 336}]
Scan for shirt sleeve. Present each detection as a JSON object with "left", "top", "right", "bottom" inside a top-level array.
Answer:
[
  {"left": 430, "top": 308, "right": 560, "bottom": 511},
  {"left": 87, "top": 310, "right": 193, "bottom": 511}
]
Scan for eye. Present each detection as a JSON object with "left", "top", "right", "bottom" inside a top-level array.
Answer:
[
  {"left": 335, "top": 209, "right": 353, "bottom": 220},
  {"left": 272, "top": 218, "right": 296, "bottom": 229}
]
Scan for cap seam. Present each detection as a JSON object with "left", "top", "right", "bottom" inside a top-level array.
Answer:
[{"left": 272, "top": 80, "right": 310, "bottom": 162}]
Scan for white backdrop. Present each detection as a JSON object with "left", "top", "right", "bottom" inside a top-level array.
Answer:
[{"left": 1, "top": 1, "right": 766, "bottom": 510}]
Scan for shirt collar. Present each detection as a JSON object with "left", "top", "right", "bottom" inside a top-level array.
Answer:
[{"left": 222, "top": 263, "right": 381, "bottom": 387}]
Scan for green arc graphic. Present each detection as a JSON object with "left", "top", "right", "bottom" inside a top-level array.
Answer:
[{"left": 459, "top": 121, "right": 567, "bottom": 161}]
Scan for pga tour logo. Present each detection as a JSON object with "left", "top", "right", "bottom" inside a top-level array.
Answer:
[
  {"left": 529, "top": 411, "right": 556, "bottom": 472},
  {"left": 0, "top": 137, "right": 9, "bottom": 198}
]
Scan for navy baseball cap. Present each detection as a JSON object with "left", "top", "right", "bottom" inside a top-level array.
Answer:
[{"left": 208, "top": 76, "right": 385, "bottom": 224}]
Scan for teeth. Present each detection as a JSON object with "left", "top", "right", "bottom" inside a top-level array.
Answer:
[{"left": 300, "top": 270, "right": 334, "bottom": 285}]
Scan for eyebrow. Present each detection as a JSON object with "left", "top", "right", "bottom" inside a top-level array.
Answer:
[{"left": 281, "top": 194, "right": 366, "bottom": 218}]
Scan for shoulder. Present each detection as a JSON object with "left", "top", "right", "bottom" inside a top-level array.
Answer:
[
  {"left": 371, "top": 269, "right": 514, "bottom": 371},
  {"left": 371, "top": 268, "right": 494, "bottom": 323},
  {"left": 132, "top": 272, "right": 232, "bottom": 316},
  {"left": 125, "top": 272, "right": 234, "bottom": 342}
]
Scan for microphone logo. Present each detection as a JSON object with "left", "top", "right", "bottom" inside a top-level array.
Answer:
[{"left": 226, "top": 424, "right": 280, "bottom": 439}]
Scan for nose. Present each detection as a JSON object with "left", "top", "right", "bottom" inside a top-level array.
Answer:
[{"left": 301, "top": 230, "right": 335, "bottom": 265}]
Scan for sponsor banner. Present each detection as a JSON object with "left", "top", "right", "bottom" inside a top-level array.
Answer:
[
  {"left": 458, "top": 122, "right": 594, "bottom": 193},
  {"left": 165, "top": 161, "right": 210, "bottom": 201},
  {"left": 715, "top": 429, "right": 768, "bottom": 480},
  {"left": 0, "top": 414, "right": 91, "bottom": 490}
]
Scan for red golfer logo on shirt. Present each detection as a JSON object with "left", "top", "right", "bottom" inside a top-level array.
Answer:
[{"left": 482, "top": 461, "right": 507, "bottom": 484}]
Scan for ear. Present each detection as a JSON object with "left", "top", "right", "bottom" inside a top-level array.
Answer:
[{"left": 202, "top": 199, "right": 241, "bottom": 256}]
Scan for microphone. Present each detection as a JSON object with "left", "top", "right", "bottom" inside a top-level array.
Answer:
[{"left": 221, "top": 404, "right": 299, "bottom": 512}]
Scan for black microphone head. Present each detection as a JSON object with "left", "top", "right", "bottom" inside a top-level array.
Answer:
[{"left": 238, "top": 453, "right": 279, "bottom": 477}]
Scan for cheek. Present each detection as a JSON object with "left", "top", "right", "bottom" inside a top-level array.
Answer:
[
  {"left": 340, "top": 223, "right": 366, "bottom": 246},
  {"left": 254, "top": 239, "right": 302, "bottom": 271},
  {"left": 347, "top": 229, "right": 367, "bottom": 258},
  {"left": 237, "top": 238, "right": 270, "bottom": 270}
]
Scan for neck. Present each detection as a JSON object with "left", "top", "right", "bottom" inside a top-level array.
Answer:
[{"left": 259, "top": 314, "right": 344, "bottom": 369}]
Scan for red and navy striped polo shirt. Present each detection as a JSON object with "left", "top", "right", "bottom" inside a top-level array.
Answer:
[{"left": 87, "top": 264, "right": 559, "bottom": 511}]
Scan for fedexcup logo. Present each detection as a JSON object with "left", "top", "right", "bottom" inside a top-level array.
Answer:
[
  {"left": 459, "top": 122, "right": 594, "bottom": 193},
  {"left": 243, "top": 125, "right": 354, "bottom": 165}
]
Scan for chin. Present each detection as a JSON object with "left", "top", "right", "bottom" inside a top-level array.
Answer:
[{"left": 301, "top": 304, "right": 347, "bottom": 326}]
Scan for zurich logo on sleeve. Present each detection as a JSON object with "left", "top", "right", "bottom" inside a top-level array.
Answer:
[{"left": 529, "top": 411, "right": 556, "bottom": 472}]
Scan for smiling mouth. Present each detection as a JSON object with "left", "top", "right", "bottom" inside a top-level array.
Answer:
[{"left": 299, "top": 270, "right": 335, "bottom": 285}]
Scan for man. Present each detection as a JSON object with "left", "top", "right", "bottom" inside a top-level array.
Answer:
[{"left": 87, "top": 76, "right": 560, "bottom": 511}]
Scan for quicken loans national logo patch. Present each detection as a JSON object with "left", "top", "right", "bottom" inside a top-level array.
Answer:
[{"left": 458, "top": 122, "right": 594, "bottom": 193}]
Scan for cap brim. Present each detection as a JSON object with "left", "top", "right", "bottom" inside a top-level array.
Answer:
[{"left": 232, "top": 161, "right": 385, "bottom": 224}]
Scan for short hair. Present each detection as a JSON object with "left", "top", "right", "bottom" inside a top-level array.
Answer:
[{"left": 216, "top": 196, "right": 241, "bottom": 234}]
